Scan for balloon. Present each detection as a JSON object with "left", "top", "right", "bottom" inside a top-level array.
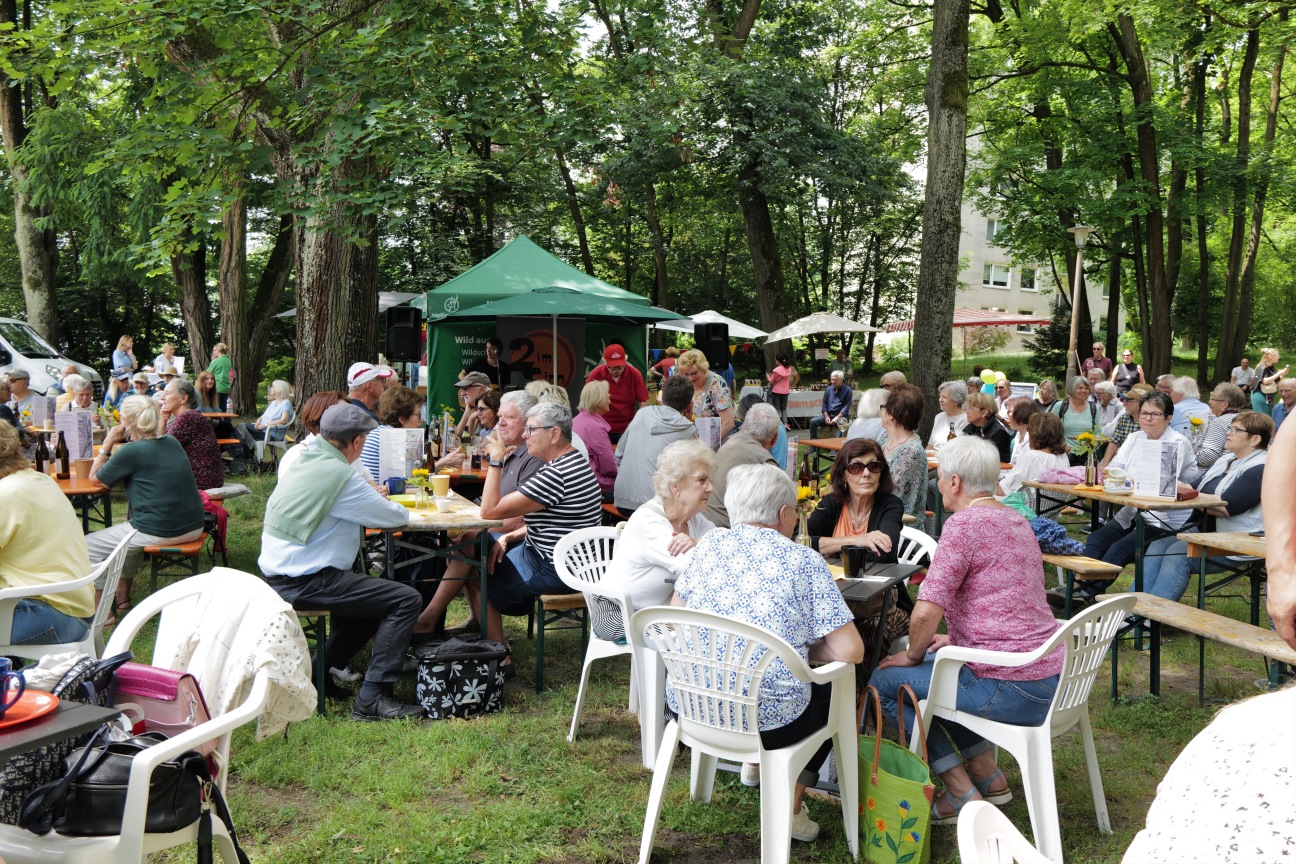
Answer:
[
  {"left": 980, "top": 369, "right": 997, "bottom": 385},
  {"left": 994, "top": 371, "right": 1008, "bottom": 382}
]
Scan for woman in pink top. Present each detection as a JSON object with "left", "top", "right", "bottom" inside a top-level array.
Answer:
[
  {"left": 869, "top": 436, "right": 1062, "bottom": 825},
  {"left": 766, "top": 352, "right": 794, "bottom": 426},
  {"left": 572, "top": 380, "right": 617, "bottom": 499}
]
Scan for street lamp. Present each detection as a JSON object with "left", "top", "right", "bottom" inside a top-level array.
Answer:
[{"left": 1065, "top": 226, "right": 1095, "bottom": 384}]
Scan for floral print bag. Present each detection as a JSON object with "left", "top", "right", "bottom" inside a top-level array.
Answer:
[
  {"left": 414, "top": 637, "right": 509, "bottom": 720},
  {"left": 859, "top": 684, "right": 935, "bottom": 864}
]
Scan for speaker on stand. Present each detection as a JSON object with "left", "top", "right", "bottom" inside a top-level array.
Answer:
[
  {"left": 696, "top": 322, "right": 730, "bottom": 373},
  {"left": 386, "top": 306, "right": 423, "bottom": 362}
]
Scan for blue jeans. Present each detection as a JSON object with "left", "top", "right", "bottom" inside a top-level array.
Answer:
[
  {"left": 868, "top": 654, "right": 1059, "bottom": 775},
  {"left": 485, "top": 543, "right": 570, "bottom": 616},
  {"left": 1137, "top": 534, "right": 1234, "bottom": 603},
  {"left": 12, "top": 599, "right": 91, "bottom": 645}
]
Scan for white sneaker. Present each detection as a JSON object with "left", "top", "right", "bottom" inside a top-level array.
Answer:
[
  {"left": 330, "top": 665, "right": 363, "bottom": 686},
  {"left": 740, "top": 762, "right": 760, "bottom": 787},
  {"left": 790, "top": 805, "right": 819, "bottom": 842}
]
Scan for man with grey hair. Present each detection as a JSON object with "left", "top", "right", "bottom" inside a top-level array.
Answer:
[
  {"left": 670, "top": 462, "right": 864, "bottom": 843},
  {"left": 409, "top": 389, "right": 545, "bottom": 638},
  {"left": 1155, "top": 373, "right": 1175, "bottom": 395},
  {"left": 613, "top": 375, "right": 697, "bottom": 515},
  {"left": 1092, "top": 380, "right": 1121, "bottom": 428},
  {"left": 1271, "top": 379, "right": 1295, "bottom": 432},
  {"left": 1169, "top": 375, "right": 1210, "bottom": 435},
  {"left": 810, "top": 370, "right": 852, "bottom": 440},
  {"left": 475, "top": 401, "right": 602, "bottom": 652},
  {"left": 259, "top": 402, "right": 423, "bottom": 721},
  {"left": 6, "top": 368, "right": 36, "bottom": 418},
  {"left": 702, "top": 402, "right": 780, "bottom": 528}
]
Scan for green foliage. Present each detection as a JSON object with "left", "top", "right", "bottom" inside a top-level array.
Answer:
[{"left": 1024, "top": 300, "right": 1071, "bottom": 380}]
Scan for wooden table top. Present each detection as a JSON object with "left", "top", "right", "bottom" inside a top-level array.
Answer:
[
  {"left": 800, "top": 437, "right": 846, "bottom": 451},
  {"left": 441, "top": 468, "right": 487, "bottom": 483},
  {"left": 391, "top": 491, "right": 503, "bottom": 533},
  {"left": 1176, "top": 530, "right": 1266, "bottom": 559},
  {"left": 1023, "top": 481, "right": 1226, "bottom": 511},
  {"left": 54, "top": 474, "right": 109, "bottom": 496},
  {"left": 203, "top": 412, "right": 238, "bottom": 419}
]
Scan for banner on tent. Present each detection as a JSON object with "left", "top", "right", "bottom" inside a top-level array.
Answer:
[{"left": 499, "top": 317, "right": 586, "bottom": 406}]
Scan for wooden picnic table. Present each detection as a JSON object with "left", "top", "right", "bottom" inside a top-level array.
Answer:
[
  {"left": 1177, "top": 530, "right": 1268, "bottom": 625},
  {"left": 49, "top": 472, "right": 112, "bottom": 533}
]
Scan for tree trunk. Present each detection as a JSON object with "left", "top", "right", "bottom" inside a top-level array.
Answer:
[
  {"left": 1111, "top": 15, "right": 1172, "bottom": 376},
  {"left": 246, "top": 213, "right": 296, "bottom": 388},
  {"left": 556, "top": 146, "right": 595, "bottom": 275},
  {"left": 0, "top": 0, "right": 59, "bottom": 343},
  {"left": 1191, "top": 53, "right": 1211, "bottom": 383},
  {"left": 172, "top": 230, "right": 214, "bottom": 373},
  {"left": 642, "top": 182, "right": 669, "bottom": 308},
  {"left": 1106, "top": 234, "right": 1122, "bottom": 352},
  {"left": 913, "top": 0, "right": 969, "bottom": 441},
  {"left": 1215, "top": 25, "right": 1258, "bottom": 382}
]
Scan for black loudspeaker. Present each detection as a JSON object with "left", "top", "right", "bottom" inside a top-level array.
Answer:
[
  {"left": 697, "top": 322, "right": 730, "bottom": 372},
  {"left": 386, "top": 307, "right": 422, "bottom": 361}
]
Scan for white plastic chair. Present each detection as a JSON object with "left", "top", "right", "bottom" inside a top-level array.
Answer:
[
  {"left": 630, "top": 607, "right": 860, "bottom": 864},
  {"left": 909, "top": 595, "right": 1135, "bottom": 863},
  {"left": 552, "top": 527, "right": 632, "bottom": 743},
  {"left": 0, "top": 529, "right": 136, "bottom": 660},
  {"left": 958, "top": 801, "right": 1051, "bottom": 864},
  {"left": 897, "top": 526, "right": 937, "bottom": 572},
  {"left": 0, "top": 570, "right": 295, "bottom": 863}
]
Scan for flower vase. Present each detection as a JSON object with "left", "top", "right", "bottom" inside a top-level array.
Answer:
[
  {"left": 1085, "top": 453, "right": 1097, "bottom": 487},
  {"left": 415, "top": 485, "right": 428, "bottom": 509},
  {"left": 797, "top": 512, "right": 812, "bottom": 548}
]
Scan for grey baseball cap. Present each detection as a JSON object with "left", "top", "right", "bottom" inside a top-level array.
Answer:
[
  {"left": 7, "top": 368, "right": 29, "bottom": 380},
  {"left": 320, "top": 402, "right": 377, "bottom": 440},
  {"left": 456, "top": 371, "right": 491, "bottom": 388}
]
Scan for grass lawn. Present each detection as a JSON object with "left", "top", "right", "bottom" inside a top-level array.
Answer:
[{"left": 118, "top": 472, "right": 1277, "bottom": 864}]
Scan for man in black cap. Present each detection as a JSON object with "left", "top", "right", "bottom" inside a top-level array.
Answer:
[{"left": 258, "top": 402, "right": 424, "bottom": 721}]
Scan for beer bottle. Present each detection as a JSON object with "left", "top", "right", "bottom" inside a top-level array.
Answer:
[
  {"left": 55, "top": 432, "right": 70, "bottom": 479},
  {"left": 34, "top": 432, "right": 49, "bottom": 474}
]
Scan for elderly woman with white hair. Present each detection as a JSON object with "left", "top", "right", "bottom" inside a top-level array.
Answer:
[
  {"left": 59, "top": 376, "right": 103, "bottom": 426},
  {"left": 86, "top": 395, "right": 205, "bottom": 618},
  {"left": 671, "top": 462, "right": 863, "bottom": 843},
  {"left": 597, "top": 439, "right": 717, "bottom": 641},
  {"left": 1093, "top": 380, "right": 1121, "bottom": 428},
  {"left": 846, "top": 388, "right": 887, "bottom": 441},
  {"left": 927, "top": 380, "right": 968, "bottom": 450},
  {"left": 870, "top": 436, "right": 1062, "bottom": 825},
  {"left": 234, "top": 379, "right": 295, "bottom": 462}
]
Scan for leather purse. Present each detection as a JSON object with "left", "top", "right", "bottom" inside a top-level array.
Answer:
[
  {"left": 18, "top": 727, "right": 251, "bottom": 863},
  {"left": 114, "top": 663, "right": 216, "bottom": 756}
]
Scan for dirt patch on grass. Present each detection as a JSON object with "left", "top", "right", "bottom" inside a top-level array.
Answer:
[{"left": 545, "top": 827, "right": 761, "bottom": 863}]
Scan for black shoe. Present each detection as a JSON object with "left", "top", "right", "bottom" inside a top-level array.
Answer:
[{"left": 350, "top": 693, "right": 426, "bottom": 721}]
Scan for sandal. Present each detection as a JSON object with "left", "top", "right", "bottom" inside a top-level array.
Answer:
[
  {"left": 972, "top": 768, "right": 1013, "bottom": 806},
  {"left": 931, "top": 786, "right": 981, "bottom": 826}
]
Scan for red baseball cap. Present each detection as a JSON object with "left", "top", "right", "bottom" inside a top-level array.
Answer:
[{"left": 603, "top": 344, "right": 627, "bottom": 368}]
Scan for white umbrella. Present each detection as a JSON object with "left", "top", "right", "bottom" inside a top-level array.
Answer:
[
  {"left": 761, "top": 311, "right": 881, "bottom": 342},
  {"left": 654, "top": 309, "right": 767, "bottom": 339},
  {"left": 274, "top": 291, "right": 423, "bottom": 318}
]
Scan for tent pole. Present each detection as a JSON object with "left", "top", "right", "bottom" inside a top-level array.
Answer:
[{"left": 552, "top": 314, "right": 558, "bottom": 386}]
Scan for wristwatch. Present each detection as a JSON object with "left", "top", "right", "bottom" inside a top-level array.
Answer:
[{"left": 488, "top": 458, "right": 503, "bottom": 468}]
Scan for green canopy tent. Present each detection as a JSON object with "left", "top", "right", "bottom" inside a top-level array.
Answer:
[
  {"left": 410, "top": 236, "right": 659, "bottom": 416},
  {"left": 444, "top": 287, "right": 680, "bottom": 407}
]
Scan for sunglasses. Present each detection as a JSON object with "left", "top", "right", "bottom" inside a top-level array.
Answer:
[{"left": 845, "top": 460, "right": 884, "bottom": 475}]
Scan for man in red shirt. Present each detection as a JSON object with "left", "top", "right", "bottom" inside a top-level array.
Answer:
[{"left": 585, "top": 343, "right": 648, "bottom": 441}]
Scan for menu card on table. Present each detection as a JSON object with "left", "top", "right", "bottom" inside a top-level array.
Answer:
[
  {"left": 54, "top": 411, "right": 94, "bottom": 460},
  {"left": 695, "top": 417, "right": 721, "bottom": 451},
  {"left": 377, "top": 428, "right": 422, "bottom": 482},
  {"left": 30, "top": 396, "right": 55, "bottom": 428},
  {"left": 1127, "top": 438, "right": 1176, "bottom": 499}
]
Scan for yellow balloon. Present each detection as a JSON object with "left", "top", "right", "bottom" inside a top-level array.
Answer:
[{"left": 980, "top": 369, "right": 997, "bottom": 385}]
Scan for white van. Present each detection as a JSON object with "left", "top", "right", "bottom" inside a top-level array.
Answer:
[{"left": 0, "top": 317, "right": 104, "bottom": 398}]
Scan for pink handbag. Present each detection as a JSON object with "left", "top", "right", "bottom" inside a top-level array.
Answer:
[{"left": 113, "top": 663, "right": 216, "bottom": 756}]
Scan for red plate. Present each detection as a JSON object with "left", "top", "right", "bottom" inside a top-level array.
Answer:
[{"left": 0, "top": 691, "right": 60, "bottom": 731}]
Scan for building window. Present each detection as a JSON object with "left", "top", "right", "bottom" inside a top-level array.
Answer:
[
  {"left": 1020, "top": 268, "right": 1037, "bottom": 292},
  {"left": 983, "top": 263, "right": 1010, "bottom": 289},
  {"left": 1098, "top": 316, "right": 1109, "bottom": 332},
  {"left": 986, "top": 219, "right": 1004, "bottom": 244},
  {"left": 1016, "top": 309, "right": 1037, "bottom": 334},
  {"left": 1101, "top": 281, "right": 1111, "bottom": 300}
]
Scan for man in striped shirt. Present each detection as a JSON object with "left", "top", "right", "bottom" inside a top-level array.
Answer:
[{"left": 479, "top": 401, "right": 602, "bottom": 648}]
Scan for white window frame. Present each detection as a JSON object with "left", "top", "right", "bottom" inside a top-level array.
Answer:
[
  {"left": 982, "top": 263, "right": 1011, "bottom": 290},
  {"left": 986, "top": 219, "right": 1003, "bottom": 245},
  {"left": 1016, "top": 309, "right": 1037, "bottom": 334},
  {"left": 1019, "top": 267, "right": 1038, "bottom": 292}
]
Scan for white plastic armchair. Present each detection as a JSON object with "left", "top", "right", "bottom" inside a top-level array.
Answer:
[
  {"left": 909, "top": 595, "right": 1136, "bottom": 863},
  {"left": 0, "top": 528, "right": 136, "bottom": 661},
  {"left": 630, "top": 606, "right": 859, "bottom": 864},
  {"left": 551, "top": 527, "right": 629, "bottom": 743},
  {"left": 897, "top": 526, "right": 937, "bottom": 571},
  {"left": 958, "top": 801, "right": 1051, "bottom": 864},
  {"left": 0, "top": 570, "right": 284, "bottom": 864}
]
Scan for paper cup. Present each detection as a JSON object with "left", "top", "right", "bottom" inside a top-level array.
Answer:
[
  {"left": 73, "top": 458, "right": 93, "bottom": 482},
  {"left": 434, "top": 497, "right": 452, "bottom": 513},
  {"left": 430, "top": 475, "right": 450, "bottom": 497}
]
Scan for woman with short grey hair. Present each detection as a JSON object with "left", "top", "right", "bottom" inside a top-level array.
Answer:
[
  {"left": 670, "top": 460, "right": 863, "bottom": 841},
  {"left": 160, "top": 377, "right": 224, "bottom": 491},
  {"left": 1093, "top": 380, "right": 1121, "bottom": 429},
  {"left": 526, "top": 400, "right": 573, "bottom": 441},
  {"left": 600, "top": 439, "right": 717, "bottom": 641},
  {"left": 928, "top": 380, "right": 969, "bottom": 450},
  {"left": 234, "top": 379, "right": 295, "bottom": 461},
  {"left": 846, "top": 388, "right": 887, "bottom": 441}
]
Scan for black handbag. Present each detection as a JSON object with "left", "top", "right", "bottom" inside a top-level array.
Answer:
[
  {"left": 18, "top": 727, "right": 251, "bottom": 864},
  {"left": 414, "top": 636, "right": 509, "bottom": 720}
]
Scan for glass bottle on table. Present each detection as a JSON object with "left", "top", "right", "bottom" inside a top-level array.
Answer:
[
  {"left": 54, "top": 431, "right": 70, "bottom": 479},
  {"left": 34, "top": 432, "right": 49, "bottom": 475}
]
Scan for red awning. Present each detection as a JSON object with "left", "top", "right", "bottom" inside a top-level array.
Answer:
[{"left": 884, "top": 308, "right": 1052, "bottom": 334}]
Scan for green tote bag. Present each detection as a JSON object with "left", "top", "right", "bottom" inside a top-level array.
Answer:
[{"left": 859, "top": 684, "right": 935, "bottom": 864}]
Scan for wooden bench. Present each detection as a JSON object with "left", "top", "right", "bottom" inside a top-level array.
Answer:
[
  {"left": 1114, "top": 593, "right": 1296, "bottom": 703},
  {"left": 144, "top": 534, "right": 209, "bottom": 593},
  {"left": 1041, "top": 554, "right": 1123, "bottom": 618},
  {"left": 529, "top": 593, "right": 588, "bottom": 693}
]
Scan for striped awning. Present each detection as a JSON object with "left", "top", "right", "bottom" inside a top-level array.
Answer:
[{"left": 884, "top": 308, "right": 1052, "bottom": 334}]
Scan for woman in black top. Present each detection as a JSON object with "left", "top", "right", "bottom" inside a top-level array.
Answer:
[
  {"left": 961, "top": 391, "right": 1013, "bottom": 463},
  {"left": 806, "top": 437, "right": 904, "bottom": 562},
  {"left": 1111, "top": 349, "right": 1145, "bottom": 396}
]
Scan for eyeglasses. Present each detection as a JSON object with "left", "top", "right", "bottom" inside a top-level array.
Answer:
[
  {"left": 845, "top": 461, "right": 884, "bottom": 475},
  {"left": 1226, "top": 426, "right": 1248, "bottom": 435},
  {"left": 1208, "top": 395, "right": 1227, "bottom": 403},
  {"left": 522, "top": 424, "right": 555, "bottom": 437},
  {"left": 1139, "top": 412, "right": 1166, "bottom": 420}
]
